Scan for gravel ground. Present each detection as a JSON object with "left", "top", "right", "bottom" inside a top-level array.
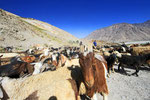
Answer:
[{"left": 103, "top": 65, "right": 150, "bottom": 100}]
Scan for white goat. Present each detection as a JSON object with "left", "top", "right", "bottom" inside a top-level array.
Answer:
[
  {"left": 43, "top": 48, "right": 49, "bottom": 56},
  {"left": 31, "top": 57, "right": 51, "bottom": 75},
  {"left": 39, "top": 48, "right": 50, "bottom": 60}
]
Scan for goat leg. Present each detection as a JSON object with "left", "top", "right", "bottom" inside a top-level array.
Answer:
[
  {"left": 118, "top": 63, "right": 121, "bottom": 72},
  {"left": 111, "top": 65, "right": 115, "bottom": 73},
  {"left": 19, "top": 71, "right": 25, "bottom": 77},
  {"left": 108, "top": 66, "right": 111, "bottom": 74},
  {"left": 92, "top": 93, "right": 98, "bottom": 100},
  {"left": 0, "top": 85, "right": 3, "bottom": 98},
  {"left": 121, "top": 66, "right": 130, "bottom": 76},
  {"left": 131, "top": 66, "right": 139, "bottom": 77},
  {"left": 101, "top": 92, "right": 108, "bottom": 100}
]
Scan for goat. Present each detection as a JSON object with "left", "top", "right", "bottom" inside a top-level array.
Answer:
[
  {"left": 105, "top": 54, "right": 117, "bottom": 76},
  {"left": 0, "top": 71, "right": 80, "bottom": 100},
  {"left": 117, "top": 53, "right": 150, "bottom": 76},
  {"left": 25, "top": 49, "right": 35, "bottom": 55},
  {"left": 79, "top": 52, "right": 108, "bottom": 100},
  {"left": 0, "top": 56, "right": 34, "bottom": 78},
  {"left": 31, "top": 56, "right": 52, "bottom": 75},
  {"left": 4, "top": 46, "right": 13, "bottom": 53},
  {"left": 20, "top": 55, "right": 36, "bottom": 63}
]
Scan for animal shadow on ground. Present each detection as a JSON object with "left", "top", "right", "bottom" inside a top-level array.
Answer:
[
  {"left": 24, "top": 90, "right": 39, "bottom": 100},
  {"left": 0, "top": 84, "right": 9, "bottom": 100},
  {"left": 67, "top": 65, "right": 82, "bottom": 82},
  {"left": 114, "top": 66, "right": 132, "bottom": 76},
  {"left": 67, "top": 66, "right": 90, "bottom": 100},
  {"left": 139, "top": 65, "right": 150, "bottom": 71},
  {"left": 114, "top": 65, "right": 150, "bottom": 76}
]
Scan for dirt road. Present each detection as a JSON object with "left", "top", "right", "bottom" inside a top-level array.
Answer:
[{"left": 105, "top": 65, "right": 150, "bottom": 100}]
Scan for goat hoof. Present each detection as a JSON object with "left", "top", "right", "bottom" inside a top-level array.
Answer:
[
  {"left": 112, "top": 71, "right": 115, "bottom": 73},
  {"left": 127, "top": 74, "right": 131, "bottom": 76},
  {"left": 131, "top": 73, "right": 139, "bottom": 77},
  {"left": 107, "top": 74, "right": 110, "bottom": 78},
  {"left": 136, "top": 74, "right": 139, "bottom": 77},
  {"left": 124, "top": 73, "right": 130, "bottom": 76}
]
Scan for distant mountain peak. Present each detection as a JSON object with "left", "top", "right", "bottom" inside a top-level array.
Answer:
[
  {"left": 115, "top": 22, "right": 130, "bottom": 25},
  {"left": 143, "top": 20, "right": 150, "bottom": 25},
  {"left": 112, "top": 23, "right": 133, "bottom": 27},
  {"left": 85, "top": 20, "right": 150, "bottom": 43},
  {"left": 145, "top": 20, "right": 150, "bottom": 23}
]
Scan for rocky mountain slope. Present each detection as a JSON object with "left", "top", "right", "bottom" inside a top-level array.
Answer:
[
  {"left": 85, "top": 20, "right": 150, "bottom": 43},
  {"left": 0, "top": 9, "right": 79, "bottom": 49}
]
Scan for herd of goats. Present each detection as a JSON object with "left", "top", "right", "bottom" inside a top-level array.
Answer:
[{"left": 0, "top": 43, "right": 150, "bottom": 100}]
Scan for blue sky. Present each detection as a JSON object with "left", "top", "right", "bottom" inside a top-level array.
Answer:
[{"left": 0, "top": 0, "right": 150, "bottom": 38}]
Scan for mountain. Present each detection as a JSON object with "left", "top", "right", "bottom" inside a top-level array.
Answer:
[
  {"left": 0, "top": 9, "right": 79, "bottom": 49},
  {"left": 85, "top": 20, "right": 150, "bottom": 43}
]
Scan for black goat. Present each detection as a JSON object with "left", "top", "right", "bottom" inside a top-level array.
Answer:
[
  {"left": 0, "top": 57, "right": 34, "bottom": 78},
  {"left": 117, "top": 53, "right": 150, "bottom": 76},
  {"left": 105, "top": 54, "right": 117, "bottom": 75},
  {"left": 4, "top": 46, "right": 13, "bottom": 53}
]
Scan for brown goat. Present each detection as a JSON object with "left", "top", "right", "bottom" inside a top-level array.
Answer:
[
  {"left": 79, "top": 52, "right": 108, "bottom": 100},
  {"left": 20, "top": 55, "right": 36, "bottom": 63}
]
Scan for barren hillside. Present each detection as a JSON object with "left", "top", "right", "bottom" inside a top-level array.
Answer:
[{"left": 0, "top": 9, "right": 79, "bottom": 49}]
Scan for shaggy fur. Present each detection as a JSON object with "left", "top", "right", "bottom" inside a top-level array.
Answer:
[{"left": 79, "top": 52, "right": 108, "bottom": 98}]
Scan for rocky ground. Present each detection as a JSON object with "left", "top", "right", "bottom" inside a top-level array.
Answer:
[{"left": 98, "top": 65, "right": 150, "bottom": 100}]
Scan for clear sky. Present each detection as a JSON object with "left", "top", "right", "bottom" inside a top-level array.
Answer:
[{"left": 0, "top": 0, "right": 150, "bottom": 38}]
